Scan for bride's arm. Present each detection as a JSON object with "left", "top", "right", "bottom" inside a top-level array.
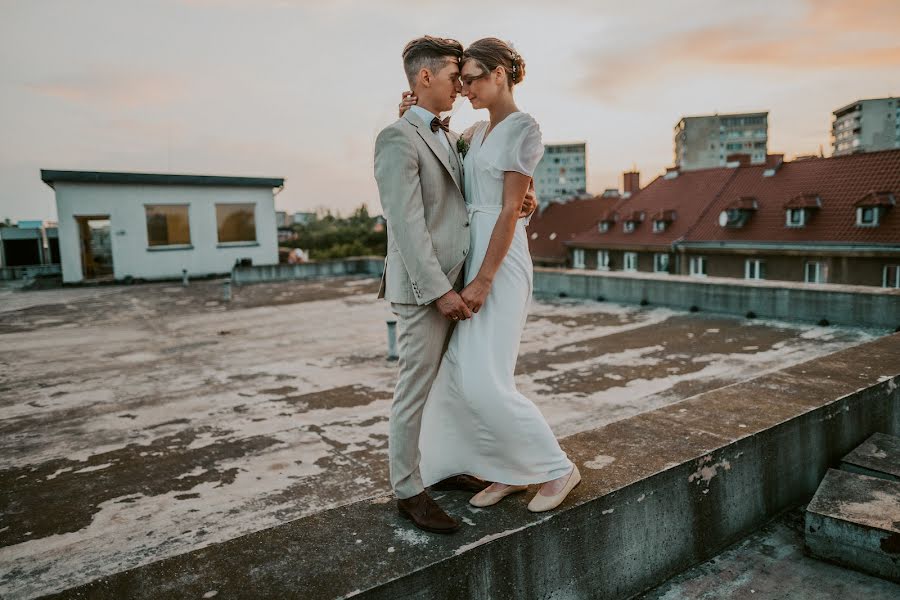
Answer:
[{"left": 460, "top": 171, "right": 531, "bottom": 313}]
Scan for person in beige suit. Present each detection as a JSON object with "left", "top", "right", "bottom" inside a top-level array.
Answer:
[{"left": 373, "top": 35, "right": 535, "bottom": 534}]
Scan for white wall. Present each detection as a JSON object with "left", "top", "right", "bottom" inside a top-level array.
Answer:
[{"left": 55, "top": 183, "right": 278, "bottom": 283}]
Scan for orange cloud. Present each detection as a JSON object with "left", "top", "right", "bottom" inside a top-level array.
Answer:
[{"left": 579, "top": 1, "right": 900, "bottom": 100}]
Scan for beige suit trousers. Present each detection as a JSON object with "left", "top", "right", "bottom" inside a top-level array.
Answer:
[{"left": 389, "top": 270, "right": 465, "bottom": 499}]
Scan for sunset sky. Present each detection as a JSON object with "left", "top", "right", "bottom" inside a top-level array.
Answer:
[{"left": 1, "top": 0, "right": 898, "bottom": 222}]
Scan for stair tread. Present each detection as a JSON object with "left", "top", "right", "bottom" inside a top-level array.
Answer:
[
  {"left": 841, "top": 432, "right": 900, "bottom": 479},
  {"left": 807, "top": 468, "right": 900, "bottom": 533}
]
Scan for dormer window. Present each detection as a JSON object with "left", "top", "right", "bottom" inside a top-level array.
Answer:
[
  {"left": 854, "top": 190, "right": 895, "bottom": 227},
  {"left": 597, "top": 211, "right": 617, "bottom": 233},
  {"left": 857, "top": 206, "right": 878, "bottom": 226},
  {"left": 622, "top": 211, "right": 644, "bottom": 233},
  {"left": 783, "top": 193, "right": 820, "bottom": 228},
  {"left": 786, "top": 208, "right": 806, "bottom": 227},
  {"left": 651, "top": 210, "right": 676, "bottom": 233},
  {"left": 719, "top": 196, "right": 758, "bottom": 228}
]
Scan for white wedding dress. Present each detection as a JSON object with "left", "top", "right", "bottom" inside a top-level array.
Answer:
[{"left": 418, "top": 112, "right": 574, "bottom": 486}]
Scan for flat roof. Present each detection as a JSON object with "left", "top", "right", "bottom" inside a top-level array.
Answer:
[{"left": 40, "top": 170, "right": 284, "bottom": 189}]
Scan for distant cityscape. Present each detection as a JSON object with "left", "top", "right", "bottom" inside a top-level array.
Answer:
[
  {"left": 1, "top": 96, "right": 897, "bottom": 289},
  {"left": 528, "top": 95, "right": 899, "bottom": 289}
]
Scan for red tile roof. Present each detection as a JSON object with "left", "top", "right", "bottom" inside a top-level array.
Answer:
[
  {"left": 567, "top": 149, "right": 900, "bottom": 251},
  {"left": 567, "top": 166, "right": 738, "bottom": 250},
  {"left": 684, "top": 148, "right": 900, "bottom": 245},
  {"left": 527, "top": 196, "right": 619, "bottom": 263},
  {"left": 783, "top": 192, "right": 822, "bottom": 209}
]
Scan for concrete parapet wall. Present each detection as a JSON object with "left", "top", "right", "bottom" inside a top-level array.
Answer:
[
  {"left": 231, "top": 256, "right": 384, "bottom": 285},
  {"left": 52, "top": 333, "right": 900, "bottom": 599},
  {"left": 534, "top": 267, "right": 900, "bottom": 329}
]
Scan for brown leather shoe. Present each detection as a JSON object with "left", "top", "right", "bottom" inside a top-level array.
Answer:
[
  {"left": 430, "top": 474, "right": 492, "bottom": 493},
  {"left": 397, "top": 491, "right": 461, "bottom": 534}
]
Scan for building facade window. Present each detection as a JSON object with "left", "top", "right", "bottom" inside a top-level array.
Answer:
[
  {"left": 145, "top": 204, "right": 191, "bottom": 247},
  {"left": 597, "top": 250, "right": 610, "bottom": 271},
  {"left": 599, "top": 222, "right": 609, "bottom": 232},
  {"left": 653, "top": 253, "right": 669, "bottom": 273},
  {"left": 689, "top": 256, "right": 707, "bottom": 277},
  {"left": 624, "top": 252, "right": 638, "bottom": 272},
  {"left": 624, "top": 221, "right": 635, "bottom": 233},
  {"left": 572, "top": 248, "right": 585, "bottom": 269},
  {"left": 805, "top": 261, "right": 828, "bottom": 283},
  {"left": 786, "top": 209, "right": 805, "bottom": 227},
  {"left": 216, "top": 203, "right": 257, "bottom": 243},
  {"left": 653, "top": 220, "right": 666, "bottom": 232},
  {"left": 745, "top": 259, "right": 766, "bottom": 280},
  {"left": 856, "top": 206, "right": 879, "bottom": 226},
  {"left": 884, "top": 265, "right": 900, "bottom": 288}
]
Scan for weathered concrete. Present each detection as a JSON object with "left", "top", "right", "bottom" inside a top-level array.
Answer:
[
  {"left": 534, "top": 267, "right": 900, "bottom": 329},
  {"left": 840, "top": 432, "right": 900, "bottom": 481},
  {"left": 7, "top": 279, "right": 887, "bottom": 598},
  {"left": 231, "top": 256, "right": 383, "bottom": 284},
  {"left": 44, "top": 333, "right": 900, "bottom": 599},
  {"left": 805, "top": 469, "right": 900, "bottom": 583},
  {"left": 640, "top": 506, "right": 900, "bottom": 599}
]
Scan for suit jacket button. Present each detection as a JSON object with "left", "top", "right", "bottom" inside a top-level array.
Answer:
[{"left": 464, "top": 222, "right": 469, "bottom": 227}]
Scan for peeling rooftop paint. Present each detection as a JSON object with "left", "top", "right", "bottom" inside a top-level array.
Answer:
[{"left": 0, "top": 277, "right": 890, "bottom": 598}]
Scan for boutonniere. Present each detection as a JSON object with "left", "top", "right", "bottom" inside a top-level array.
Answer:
[{"left": 456, "top": 137, "right": 469, "bottom": 159}]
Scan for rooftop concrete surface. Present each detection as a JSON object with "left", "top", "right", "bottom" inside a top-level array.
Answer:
[
  {"left": 0, "top": 276, "right": 894, "bottom": 598},
  {"left": 640, "top": 506, "right": 900, "bottom": 600},
  {"left": 38, "top": 328, "right": 900, "bottom": 599}
]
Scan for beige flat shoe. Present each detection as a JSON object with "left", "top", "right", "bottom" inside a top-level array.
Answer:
[
  {"left": 469, "top": 484, "right": 529, "bottom": 507},
  {"left": 527, "top": 464, "right": 581, "bottom": 512}
]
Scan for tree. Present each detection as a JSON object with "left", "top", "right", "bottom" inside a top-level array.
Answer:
[{"left": 285, "top": 203, "right": 386, "bottom": 259}]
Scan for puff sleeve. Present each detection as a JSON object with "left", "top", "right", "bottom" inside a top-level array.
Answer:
[{"left": 486, "top": 113, "right": 544, "bottom": 177}]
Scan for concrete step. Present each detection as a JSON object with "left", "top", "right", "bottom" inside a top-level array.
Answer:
[
  {"left": 840, "top": 432, "right": 900, "bottom": 482},
  {"left": 805, "top": 468, "right": 900, "bottom": 583}
]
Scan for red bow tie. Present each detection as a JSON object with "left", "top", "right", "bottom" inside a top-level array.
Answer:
[{"left": 430, "top": 116, "right": 451, "bottom": 133}]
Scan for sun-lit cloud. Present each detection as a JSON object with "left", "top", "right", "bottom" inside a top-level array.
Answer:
[{"left": 579, "top": 1, "right": 900, "bottom": 102}]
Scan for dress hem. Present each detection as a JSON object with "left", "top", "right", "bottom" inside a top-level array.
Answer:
[{"left": 422, "top": 460, "right": 574, "bottom": 488}]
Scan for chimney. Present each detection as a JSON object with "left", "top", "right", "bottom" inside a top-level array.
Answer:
[{"left": 623, "top": 170, "right": 640, "bottom": 194}]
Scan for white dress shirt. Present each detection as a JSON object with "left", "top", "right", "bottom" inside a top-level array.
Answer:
[{"left": 410, "top": 105, "right": 451, "bottom": 153}]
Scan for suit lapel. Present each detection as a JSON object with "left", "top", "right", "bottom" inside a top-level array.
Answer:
[
  {"left": 403, "top": 111, "right": 462, "bottom": 194},
  {"left": 447, "top": 130, "right": 464, "bottom": 193}
]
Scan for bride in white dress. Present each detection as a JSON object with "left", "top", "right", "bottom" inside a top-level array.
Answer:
[{"left": 410, "top": 38, "right": 581, "bottom": 512}]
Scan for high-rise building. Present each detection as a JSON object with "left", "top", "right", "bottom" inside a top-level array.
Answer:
[
  {"left": 832, "top": 97, "right": 900, "bottom": 156},
  {"left": 674, "top": 112, "right": 768, "bottom": 171},
  {"left": 533, "top": 142, "right": 587, "bottom": 203}
]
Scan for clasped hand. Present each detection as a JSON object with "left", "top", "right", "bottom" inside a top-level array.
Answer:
[
  {"left": 435, "top": 277, "right": 492, "bottom": 321},
  {"left": 460, "top": 277, "right": 491, "bottom": 314}
]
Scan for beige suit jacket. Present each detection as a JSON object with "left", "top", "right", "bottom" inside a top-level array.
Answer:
[{"left": 374, "top": 110, "right": 471, "bottom": 305}]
